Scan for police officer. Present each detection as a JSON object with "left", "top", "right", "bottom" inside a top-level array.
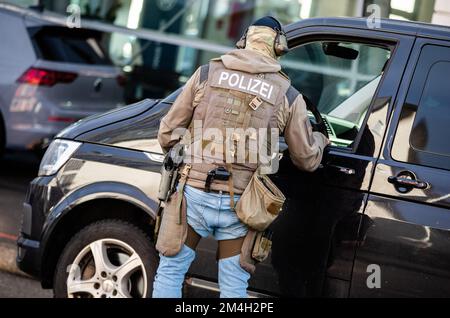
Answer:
[{"left": 153, "top": 16, "right": 330, "bottom": 298}]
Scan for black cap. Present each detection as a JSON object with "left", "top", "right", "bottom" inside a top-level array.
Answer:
[{"left": 251, "top": 16, "right": 282, "bottom": 31}]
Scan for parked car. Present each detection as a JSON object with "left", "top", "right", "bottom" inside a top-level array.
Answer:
[
  {"left": 17, "top": 17, "right": 450, "bottom": 298},
  {"left": 0, "top": 4, "right": 125, "bottom": 155}
]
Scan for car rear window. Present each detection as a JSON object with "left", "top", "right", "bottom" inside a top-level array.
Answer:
[{"left": 30, "top": 26, "right": 112, "bottom": 65}]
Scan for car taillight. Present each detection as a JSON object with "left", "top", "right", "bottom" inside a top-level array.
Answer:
[
  {"left": 47, "top": 116, "right": 78, "bottom": 123},
  {"left": 116, "top": 74, "right": 127, "bottom": 87},
  {"left": 17, "top": 68, "right": 78, "bottom": 87}
]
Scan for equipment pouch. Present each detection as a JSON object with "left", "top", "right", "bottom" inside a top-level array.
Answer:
[
  {"left": 155, "top": 191, "right": 188, "bottom": 257},
  {"left": 252, "top": 231, "right": 272, "bottom": 263},
  {"left": 239, "top": 230, "right": 272, "bottom": 274},
  {"left": 240, "top": 230, "right": 258, "bottom": 274},
  {"left": 235, "top": 171, "right": 285, "bottom": 231}
]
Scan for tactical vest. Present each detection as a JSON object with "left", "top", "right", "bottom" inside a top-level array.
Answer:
[{"left": 186, "top": 59, "right": 291, "bottom": 194}]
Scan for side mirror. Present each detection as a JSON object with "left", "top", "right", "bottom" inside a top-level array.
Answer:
[{"left": 322, "top": 42, "right": 359, "bottom": 60}]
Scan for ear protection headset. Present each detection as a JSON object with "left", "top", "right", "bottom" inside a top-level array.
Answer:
[{"left": 236, "top": 18, "right": 289, "bottom": 57}]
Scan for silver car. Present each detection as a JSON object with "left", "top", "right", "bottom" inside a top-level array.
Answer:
[{"left": 0, "top": 5, "right": 125, "bottom": 155}]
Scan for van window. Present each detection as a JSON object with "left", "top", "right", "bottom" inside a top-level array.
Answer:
[
  {"left": 31, "top": 27, "right": 112, "bottom": 65},
  {"left": 410, "top": 61, "right": 450, "bottom": 156},
  {"left": 392, "top": 45, "right": 450, "bottom": 170},
  {"left": 281, "top": 41, "right": 390, "bottom": 149}
]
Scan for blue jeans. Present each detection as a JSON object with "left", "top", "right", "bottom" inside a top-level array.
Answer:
[{"left": 152, "top": 185, "right": 250, "bottom": 298}]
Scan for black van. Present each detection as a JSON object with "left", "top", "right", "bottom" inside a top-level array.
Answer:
[{"left": 17, "top": 17, "right": 450, "bottom": 298}]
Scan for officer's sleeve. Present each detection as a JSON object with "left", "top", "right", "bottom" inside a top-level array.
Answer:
[
  {"left": 279, "top": 94, "right": 330, "bottom": 172},
  {"left": 158, "top": 67, "right": 203, "bottom": 153}
]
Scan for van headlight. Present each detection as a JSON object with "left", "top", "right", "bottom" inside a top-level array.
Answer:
[{"left": 38, "top": 140, "right": 82, "bottom": 176}]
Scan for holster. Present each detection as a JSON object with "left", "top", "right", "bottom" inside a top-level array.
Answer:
[
  {"left": 155, "top": 164, "right": 191, "bottom": 256},
  {"left": 239, "top": 230, "right": 272, "bottom": 274},
  {"left": 155, "top": 191, "right": 188, "bottom": 257}
]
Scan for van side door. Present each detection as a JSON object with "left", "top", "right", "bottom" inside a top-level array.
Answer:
[{"left": 351, "top": 38, "right": 450, "bottom": 297}]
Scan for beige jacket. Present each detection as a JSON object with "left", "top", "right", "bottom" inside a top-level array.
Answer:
[{"left": 158, "top": 31, "right": 329, "bottom": 193}]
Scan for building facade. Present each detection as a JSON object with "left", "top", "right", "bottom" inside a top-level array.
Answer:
[{"left": 4, "top": 0, "right": 448, "bottom": 100}]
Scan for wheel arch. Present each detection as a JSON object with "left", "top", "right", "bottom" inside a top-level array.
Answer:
[{"left": 40, "top": 184, "right": 158, "bottom": 289}]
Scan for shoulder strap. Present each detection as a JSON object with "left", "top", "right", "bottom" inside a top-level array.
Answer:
[
  {"left": 199, "top": 63, "right": 210, "bottom": 85},
  {"left": 188, "top": 62, "right": 215, "bottom": 134},
  {"left": 286, "top": 85, "right": 300, "bottom": 107},
  {"left": 278, "top": 70, "right": 290, "bottom": 81}
]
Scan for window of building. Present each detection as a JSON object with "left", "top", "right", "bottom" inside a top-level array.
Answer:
[{"left": 391, "top": 0, "right": 416, "bottom": 18}]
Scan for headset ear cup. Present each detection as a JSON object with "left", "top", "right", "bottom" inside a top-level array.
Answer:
[
  {"left": 236, "top": 36, "right": 246, "bottom": 49},
  {"left": 236, "top": 29, "right": 248, "bottom": 49},
  {"left": 280, "top": 33, "right": 289, "bottom": 54},
  {"left": 274, "top": 30, "right": 289, "bottom": 56},
  {"left": 274, "top": 31, "right": 289, "bottom": 56}
]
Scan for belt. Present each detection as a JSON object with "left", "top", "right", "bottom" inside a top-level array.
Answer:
[
  {"left": 210, "top": 189, "right": 230, "bottom": 195},
  {"left": 191, "top": 185, "right": 231, "bottom": 195}
]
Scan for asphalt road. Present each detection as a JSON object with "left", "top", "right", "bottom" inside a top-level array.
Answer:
[
  {"left": 0, "top": 151, "right": 51, "bottom": 298},
  {"left": 0, "top": 270, "right": 52, "bottom": 298},
  {"left": 0, "top": 151, "right": 39, "bottom": 243}
]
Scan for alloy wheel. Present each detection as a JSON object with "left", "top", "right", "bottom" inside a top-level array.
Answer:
[{"left": 66, "top": 238, "right": 147, "bottom": 298}]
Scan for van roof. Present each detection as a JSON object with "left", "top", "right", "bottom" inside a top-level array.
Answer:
[{"left": 286, "top": 17, "right": 450, "bottom": 41}]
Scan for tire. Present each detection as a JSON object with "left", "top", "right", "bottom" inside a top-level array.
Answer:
[{"left": 54, "top": 220, "right": 158, "bottom": 298}]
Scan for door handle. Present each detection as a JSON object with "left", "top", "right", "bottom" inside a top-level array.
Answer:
[
  {"left": 388, "top": 175, "right": 429, "bottom": 190},
  {"left": 322, "top": 164, "right": 356, "bottom": 175}
]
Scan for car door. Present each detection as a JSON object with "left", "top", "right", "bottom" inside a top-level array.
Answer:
[
  {"left": 187, "top": 27, "right": 414, "bottom": 297},
  {"left": 351, "top": 38, "right": 450, "bottom": 297}
]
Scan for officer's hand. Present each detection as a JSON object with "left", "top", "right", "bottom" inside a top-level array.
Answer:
[{"left": 311, "top": 121, "right": 329, "bottom": 139}]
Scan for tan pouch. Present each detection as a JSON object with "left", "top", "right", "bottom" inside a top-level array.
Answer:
[
  {"left": 235, "top": 172, "right": 286, "bottom": 231},
  {"left": 155, "top": 191, "right": 188, "bottom": 257},
  {"left": 240, "top": 230, "right": 258, "bottom": 274},
  {"left": 239, "top": 230, "right": 273, "bottom": 274},
  {"left": 252, "top": 232, "right": 272, "bottom": 263}
]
